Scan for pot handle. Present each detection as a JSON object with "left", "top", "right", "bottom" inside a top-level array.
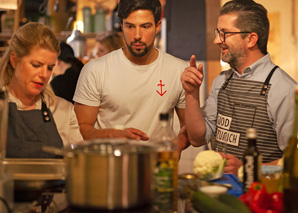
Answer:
[{"left": 42, "top": 146, "right": 74, "bottom": 158}]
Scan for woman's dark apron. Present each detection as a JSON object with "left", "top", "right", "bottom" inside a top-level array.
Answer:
[
  {"left": 6, "top": 101, "right": 63, "bottom": 158},
  {"left": 215, "top": 66, "right": 283, "bottom": 162}
]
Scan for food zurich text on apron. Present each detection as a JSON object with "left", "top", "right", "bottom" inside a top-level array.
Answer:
[
  {"left": 6, "top": 100, "right": 63, "bottom": 158},
  {"left": 215, "top": 66, "right": 282, "bottom": 162}
]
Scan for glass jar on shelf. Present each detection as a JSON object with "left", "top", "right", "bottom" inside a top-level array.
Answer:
[
  {"left": 1, "top": 11, "right": 14, "bottom": 33},
  {"left": 93, "top": 8, "right": 106, "bottom": 33}
]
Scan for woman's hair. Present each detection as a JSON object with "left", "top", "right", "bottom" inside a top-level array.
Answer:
[
  {"left": 117, "top": 0, "right": 161, "bottom": 25},
  {"left": 95, "top": 31, "right": 124, "bottom": 52},
  {"left": 0, "top": 22, "right": 60, "bottom": 105}
]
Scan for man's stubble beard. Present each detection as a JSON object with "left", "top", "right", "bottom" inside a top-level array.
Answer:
[
  {"left": 127, "top": 42, "right": 155, "bottom": 57},
  {"left": 221, "top": 48, "right": 245, "bottom": 70}
]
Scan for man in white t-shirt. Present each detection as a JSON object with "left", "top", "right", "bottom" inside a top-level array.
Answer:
[{"left": 73, "top": 0, "right": 189, "bottom": 152}]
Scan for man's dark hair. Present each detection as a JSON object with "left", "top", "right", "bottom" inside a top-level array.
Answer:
[
  {"left": 220, "top": 0, "right": 269, "bottom": 54},
  {"left": 58, "top": 42, "right": 74, "bottom": 64},
  {"left": 58, "top": 42, "right": 84, "bottom": 74},
  {"left": 117, "top": 0, "right": 161, "bottom": 25}
]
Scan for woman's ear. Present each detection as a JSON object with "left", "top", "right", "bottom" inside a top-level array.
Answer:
[
  {"left": 10, "top": 52, "right": 17, "bottom": 68},
  {"left": 246, "top": 32, "right": 259, "bottom": 49}
]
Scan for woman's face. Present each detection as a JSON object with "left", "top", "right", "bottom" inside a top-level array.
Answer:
[
  {"left": 95, "top": 41, "right": 110, "bottom": 58},
  {"left": 9, "top": 46, "right": 57, "bottom": 99}
]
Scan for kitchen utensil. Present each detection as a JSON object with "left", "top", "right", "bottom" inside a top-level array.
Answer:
[
  {"left": 43, "top": 139, "right": 158, "bottom": 210},
  {"left": 66, "top": 29, "right": 87, "bottom": 58}
]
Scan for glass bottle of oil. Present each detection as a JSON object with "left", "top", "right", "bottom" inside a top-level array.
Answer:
[
  {"left": 153, "top": 113, "right": 178, "bottom": 213},
  {"left": 283, "top": 85, "right": 298, "bottom": 213}
]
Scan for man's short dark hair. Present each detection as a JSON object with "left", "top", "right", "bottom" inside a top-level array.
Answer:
[
  {"left": 221, "top": 0, "right": 269, "bottom": 54},
  {"left": 58, "top": 42, "right": 74, "bottom": 63},
  {"left": 117, "top": 0, "right": 161, "bottom": 25}
]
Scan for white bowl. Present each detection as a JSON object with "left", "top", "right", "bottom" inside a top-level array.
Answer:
[{"left": 199, "top": 185, "right": 227, "bottom": 198}]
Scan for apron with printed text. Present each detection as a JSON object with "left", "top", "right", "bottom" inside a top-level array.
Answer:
[
  {"left": 215, "top": 66, "right": 283, "bottom": 162},
  {"left": 6, "top": 101, "right": 63, "bottom": 158}
]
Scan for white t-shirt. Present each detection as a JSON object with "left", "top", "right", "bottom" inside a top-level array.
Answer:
[{"left": 73, "top": 48, "right": 187, "bottom": 138}]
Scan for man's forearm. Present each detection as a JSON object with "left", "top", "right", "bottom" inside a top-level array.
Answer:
[
  {"left": 185, "top": 93, "right": 206, "bottom": 147},
  {"left": 79, "top": 124, "right": 116, "bottom": 140},
  {"left": 177, "top": 125, "right": 190, "bottom": 152}
]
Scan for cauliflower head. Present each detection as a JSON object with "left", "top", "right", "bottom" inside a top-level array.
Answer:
[{"left": 193, "top": 150, "right": 226, "bottom": 180}]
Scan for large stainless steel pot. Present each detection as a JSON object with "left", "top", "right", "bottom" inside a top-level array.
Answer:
[{"left": 43, "top": 139, "right": 157, "bottom": 210}]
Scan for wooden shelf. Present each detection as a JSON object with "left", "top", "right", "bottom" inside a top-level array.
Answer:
[
  {"left": 56, "top": 31, "right": 100, "bottom": 41},
  {"left": 0, "top": 32, "right": 13, "bottom": 41},
  {"left": 0, "top": 31, "right": 99, "bottom": 58},
  {"left": 0, "top": 31, "right": 99, "bottom": 42}
]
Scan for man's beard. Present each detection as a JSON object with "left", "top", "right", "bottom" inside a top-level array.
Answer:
[
  {"left": 221, "top": 47, "right": 244, "bottom": 70},
  {"left": 127, "top": 41, "right": 154, "bottom": 57},
  {"left": 222, "top": 52, "right": 238, "bottom": 69}
]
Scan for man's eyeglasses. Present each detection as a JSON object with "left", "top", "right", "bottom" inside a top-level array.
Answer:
[{"left": 214, "top": 28, "right": 251, "bottom": 42}]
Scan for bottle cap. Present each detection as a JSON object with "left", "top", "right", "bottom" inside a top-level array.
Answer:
[
  {"left": 159, "top": 113, "right": 169, "bottom": 121},
  {"left": 261, "top": 165, "right": 282, "bottom": 175},
  {"left": 246, "top": 128, "right": 257, "bottom": 139}
]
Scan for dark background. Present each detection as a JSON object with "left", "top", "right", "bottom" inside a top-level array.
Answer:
[{"left": 164, "top": 0, "right": 206, "bottom": 61}]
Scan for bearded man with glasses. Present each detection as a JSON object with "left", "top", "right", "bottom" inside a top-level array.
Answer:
[{"left": 181, "top": 0, "right": 296, "bottom": 175}]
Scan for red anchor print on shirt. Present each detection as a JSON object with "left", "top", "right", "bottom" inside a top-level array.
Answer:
[{"left": 156, "top": 80, "right": 167, "bottom": 96}]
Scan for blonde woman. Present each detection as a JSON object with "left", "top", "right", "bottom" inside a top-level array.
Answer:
[{"left": 0, "top": 22, "right": 83, "bottom": 158}]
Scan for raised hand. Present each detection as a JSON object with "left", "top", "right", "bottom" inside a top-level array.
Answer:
[{"left": 181, "top": 55, "right": 204, "bottom": 95}]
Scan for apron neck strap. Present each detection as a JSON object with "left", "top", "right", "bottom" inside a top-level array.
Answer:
[
  {"left": 221, "top": 66, "right": 279, "bottom": 95},
  {"left": 260, "top": 66, "right": 278, "bottom": 95},
  {"left": 221, "top": 72, "right": 234, "bottom": 89}
]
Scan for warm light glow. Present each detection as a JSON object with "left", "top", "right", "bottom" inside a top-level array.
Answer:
[
  {"left": 0, "top": 0, "right": 17, "bottom": 10},
  {"left": 114, "top": 149, "right": 121, "bottom": 157},
  {"left": 75, "top": 21, "right": 84, "bottom": 32}
]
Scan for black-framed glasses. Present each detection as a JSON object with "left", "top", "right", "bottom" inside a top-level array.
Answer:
[{"left": 214, "top": 28, "right": 251, "bottom": 42}]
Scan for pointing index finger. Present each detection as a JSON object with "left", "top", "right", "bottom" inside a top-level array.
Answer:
[{"left": 189, "top": 55, "right": 197, "bottom": 68}]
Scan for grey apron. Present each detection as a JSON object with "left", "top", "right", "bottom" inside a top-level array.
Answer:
[
  {"left": 6, "top": 100, "right": 63, "bottom": 158},
  {"left": 215, "top": 66, "right": 283, "bottom": 162}
]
